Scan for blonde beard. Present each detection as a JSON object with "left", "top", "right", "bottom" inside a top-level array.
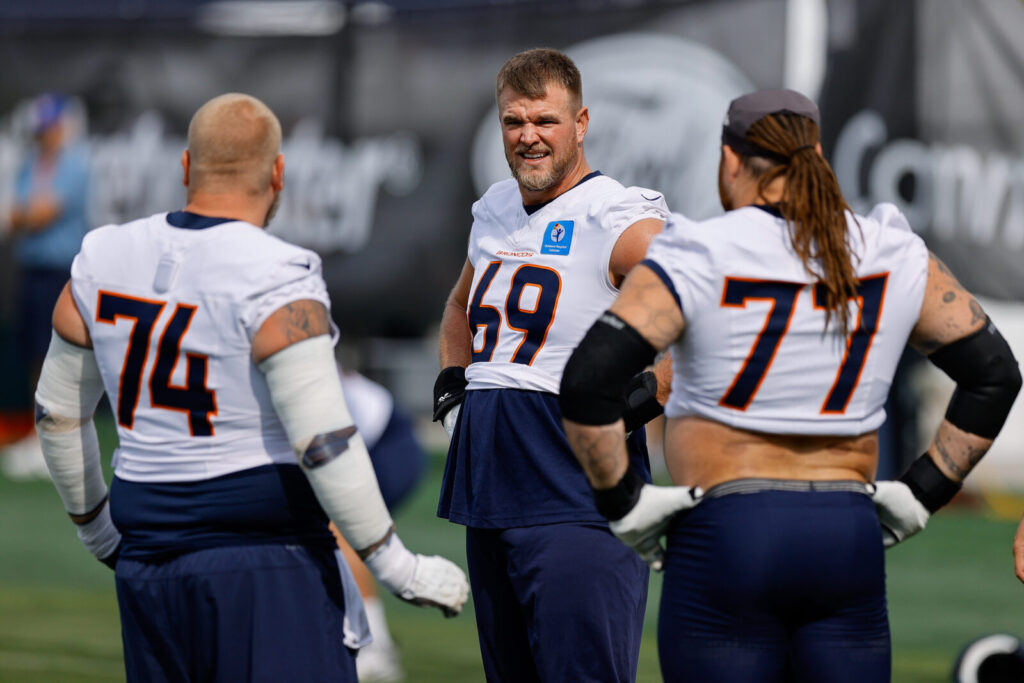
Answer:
[{"left": 509, "top": 146, "right": 577, "bottom": 192}]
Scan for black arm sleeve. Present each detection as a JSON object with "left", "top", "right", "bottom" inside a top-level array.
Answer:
[
  {"left": 927, "top": 317, "right": 1022, "bottom": 439},
  {"left": 559, "top": 312, "right": 658, "bottom": 426}
]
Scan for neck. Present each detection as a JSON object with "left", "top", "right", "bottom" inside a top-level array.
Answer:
[
  {"left": 731, "top": 174, "right": 786, "bottom": 209},
  {"left": 184, "top": 191, "right": 272, "bottom": 228},
  {"left": 518, "top": 153, "right": 593, "bottom": 205}
]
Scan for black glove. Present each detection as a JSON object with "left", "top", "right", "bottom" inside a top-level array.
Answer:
[
  {"left": 433, "top": 366, "right": 467, "bottom": 422},
  {"left": 622, "top": 370, "right": 663, "bottom": 433}
]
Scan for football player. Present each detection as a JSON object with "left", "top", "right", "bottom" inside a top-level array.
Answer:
[
  {"left": 432, "top": 48, "right": 670, "bottom": 682},
  {"left": 560, "top": 89, "right": 1021, "bottom": 682},
  {"left": 34, "top": 93, "right": 468, "bottom": 682}
]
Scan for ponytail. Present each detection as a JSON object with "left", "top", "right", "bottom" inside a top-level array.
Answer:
[{"left": 743, "top": 114, "right": 859, "bottom": 336}]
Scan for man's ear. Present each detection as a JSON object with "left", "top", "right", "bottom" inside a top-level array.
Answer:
[
  {"left": 181, "top": 150, "right": 190, "bottom": 187},
  {"left": 722, "top": 144, "right": 743, "bottom": 181},
  {"left": 271, "top": 154, "right": 285, "bottom": 192},
  {"left": 576, "top": 106, "right": 589, "bottom": 144}
]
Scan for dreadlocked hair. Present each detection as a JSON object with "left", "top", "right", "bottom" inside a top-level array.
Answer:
[{"left": 743, "top": 113, "right": 860, "bottom": 336}]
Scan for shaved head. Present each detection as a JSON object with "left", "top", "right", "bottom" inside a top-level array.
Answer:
[{"left": 186, "top": 93, "right": 282, "bottom": 197}]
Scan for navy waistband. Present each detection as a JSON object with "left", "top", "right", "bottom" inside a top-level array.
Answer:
[
  {"left": 110, "top": 464, "right": 334, "bottom": 560},
  {"left": 702, "top": 478, "right": 871, "bottom": 499}
]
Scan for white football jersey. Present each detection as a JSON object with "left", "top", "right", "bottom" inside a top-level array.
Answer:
[
  {"left": 645, "top": 202, "right": 929, "bottom": 435},
  {"left": 71, "top": 212, "right": 336, "bottom": 482},
  {"left": 464, "top": 174, "right": 669, "bottom": 394}
]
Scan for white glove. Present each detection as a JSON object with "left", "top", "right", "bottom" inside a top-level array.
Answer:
[
  {"left": 441, "top": 403, "right": 460, "bottom": 441},
  {"left": 871, "top": 481, "right": 930, "bottom": 547},
  {"left": 363, "top": 533, "right": 469, "bottom": 617},
  {"left": 610, "top": 484, "right": 702, "bottom": 571}
]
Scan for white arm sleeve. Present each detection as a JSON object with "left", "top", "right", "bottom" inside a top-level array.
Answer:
[
  {"left": 259, "top": 335, "right": 394, "bottom": 551},
  {"left": 35, "top": 331, "right": 108, "bottom": 516}
]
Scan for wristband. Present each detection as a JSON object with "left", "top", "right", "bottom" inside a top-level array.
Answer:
[
  {"left": 592, "top": 467, "right": 645, "bottom": 521},
  {"left": 899, "top": 453, "right": 962, "bottom": 513},
  {"left": 433, "top": 366, "right": 467, "bottom": 422}
]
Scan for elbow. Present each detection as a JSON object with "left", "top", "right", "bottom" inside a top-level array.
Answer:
[
  {"left": 558, "top": 312, "right": 658, "bottom": 426},
  {"left": 558, "top": 349, "right": 622, "bottom": 426},
  {"left": 1006, "top": 361, "right": 1023, "bottom": 408}
]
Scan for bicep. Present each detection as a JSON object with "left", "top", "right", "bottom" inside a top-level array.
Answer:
[
  {"left": 609, "top": 218, "right": 664, "bottom": 287},
  {"left": 608, "top": 264, "right": 685, "bottom": 351},
  {"left": 909, "top": 252, "right": 987, "bottom": 355},
  {"left": 252, "top": 299, "right": 332, "bottom": 364},
  {"left": 446, "top": 260, "right": 475, "bottom": 311},
  {"left": 439, "top": 260, "right": 476, "bottom": 367},
  {"left": 52, "top": 281, "right": 92, "bottom": 348}
]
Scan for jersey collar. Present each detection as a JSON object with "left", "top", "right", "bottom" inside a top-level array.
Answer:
[
  {"left": 522, "top": 170, "right": 603, "bottom": 216},
  {"left": 751, "top": 203, "right": 784, "bottom": 218},
  {"left": 166, "top": 210, "right": 237, "bottom": 230}
]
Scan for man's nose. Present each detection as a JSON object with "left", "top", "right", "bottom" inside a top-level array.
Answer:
[{"left": 519, "top": 124, "right": 540, "bottom": 145}]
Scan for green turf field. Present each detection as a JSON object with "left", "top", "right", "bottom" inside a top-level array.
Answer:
[{"left": 2, "top": 417, "right": 1023, "bottom": 682}]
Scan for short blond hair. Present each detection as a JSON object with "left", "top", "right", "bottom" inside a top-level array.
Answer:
[
  {"left": 495, "top": 48, "right": 582, "bottom": 109},
  {"left": 186, "top": 93, "right": 282, "bottom": 196}
]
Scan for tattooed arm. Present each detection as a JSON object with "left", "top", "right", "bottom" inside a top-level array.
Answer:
[
  {"left": 907, "top": 252, "right": 993, "bottom": 483},
  {"left": 564, "top": 264, "right": 685, "bottom": 488},
  {"left": 560, "top": 264, "right": 699, "bottom": 570},
  {"left": 251, "top": 299, "right": 332, "bottom": 364}
]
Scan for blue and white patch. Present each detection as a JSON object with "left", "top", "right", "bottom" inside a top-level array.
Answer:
[{"left": 540, "top": 220, "right": 574, "bottom": 255}]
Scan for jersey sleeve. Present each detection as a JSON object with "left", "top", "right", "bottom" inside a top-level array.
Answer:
[
  {"left": 467, "top": 197, "right": 488, "bottom": 264},
  {"left": 865, "top": 202, "right": 913, "bottom": 233},
  {"left": 602, "top": 186, "right": 670, "bottom": 235},
  {"left": 640, "top": 212, "right": 711, "bottom": 318},
  {"left": 68, "top": 224, "right": 118, "bottom": 335},
  {"left": 239, "top": 249, "right": 338, "bottom": 343},
  {"left": 865, "top": 202, "right": 930, "bottom": 320}
]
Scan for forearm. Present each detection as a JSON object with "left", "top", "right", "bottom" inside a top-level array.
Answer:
[
  {"left": 560, "top": 310, "right": 660, "bottom": 487},
  {"left": 912, "top": 315, "right": 1021, "bottom": 487},
  {"left": 925, "top": 420, "right": 993, "bottom": 483},
  {"left": 260, "top": 336, "right": 393, "bottom": 552},
  {"left": 564, "top": 420, "right": 629, "bottom": 489},
  {"left": 259, "top": 309, "right": 468, "bottom": 615},
  {"left": 36, "top": 331, "right": 120, "bottom": 564},
  {"left": 438, "top": 299, "right": 472, "bottom": 369}
]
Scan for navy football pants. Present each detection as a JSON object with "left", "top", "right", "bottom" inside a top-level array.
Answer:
[
  {"left": 116, "top": 544, "right": 358, "bottom": 683},
  {"left": 658, "top": 485, "right": 890, "bottom": 682},
  {"left": 466, "top": 523, "right": 649, "bottom": 683}
]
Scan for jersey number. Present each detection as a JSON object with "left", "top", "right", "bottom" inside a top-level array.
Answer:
[
  {"left": 718, "top": 274, "right": 888, "bottom": 413},
  {"left": 97, "top": 291, "right": 217, "bottom": 436},
  {"left": 468, "top": 261, "right": 562, "bottom": 365}
]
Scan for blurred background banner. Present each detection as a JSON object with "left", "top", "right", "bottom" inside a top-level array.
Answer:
[{"left": 1, "top": 0, "right": 1022, "bottom": 481}]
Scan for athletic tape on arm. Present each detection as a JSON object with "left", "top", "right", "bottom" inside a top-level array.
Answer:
[
  {"left": 35, "top": 331, "right": 108, "bottom": 516},
  {"left": 259, "top": 336, "right": 393, "bottom": 550}
]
